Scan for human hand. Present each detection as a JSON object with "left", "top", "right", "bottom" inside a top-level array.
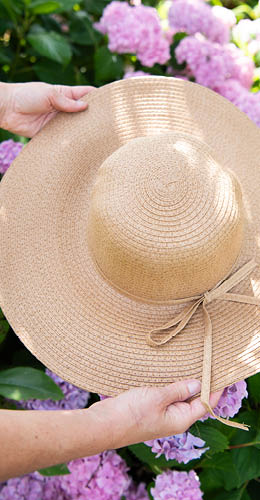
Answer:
[
  {"left": 0, "top": 81, "right": 94, "bottom": 138},
  {"left": 98, "top": 380, "right": 222, "bottom": 449}
]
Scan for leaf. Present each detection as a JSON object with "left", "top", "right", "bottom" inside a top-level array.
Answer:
[
  {"left": 209, "top": 488, "right": 251, "bottom": 500},
  {"left": 28, "top": 30, "right": 72, "bottom": 65},
  {"left": 33, "top": 58, "right": 75, "bottom": 84},
  {"left": 94, "top": 46, "right": 123, "bottom": 83},
  {"left": 128, "top": 443, "right": 198, "bottom": 470},
  {"left": 231, "top": 446, "right": 260, "bottom": 488},
  {"left": 0, "top": 320, "right": 9, "bottom": 345},
  {"left": 69, "top": 12, "right": 102, "bottom": 46},
  {"left": 170, "top": 32, "right": 187, "bottom": 71},
  {"left": 29, "top": 0, "right": 61, "bottom": 14},
  {"left": 55, "top": 0, "right": 77, "bottom": 12},
  {"left": 84, "top": 0, "right": 111, "bottom": 16},
  {"left": 190, "top": 421, "right": 229, "bottom": 456},
  {"left": 0, "top": 367, "right": 64, "bottom": 401},
  {"left": 247, "top": 373, "right": 260, "bottom": 405},
  {"left": 38, "top": 463, "right": 70, "bottom": 476}
]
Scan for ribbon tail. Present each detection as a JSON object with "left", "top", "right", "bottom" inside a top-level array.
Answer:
[{"left": 200, "top": 302, "right": 249, "bottom": 431}]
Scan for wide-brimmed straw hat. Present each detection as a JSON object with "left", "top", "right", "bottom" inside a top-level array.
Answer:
[{"left": 1, "top": 76, "right": 260, "bottom": 428}]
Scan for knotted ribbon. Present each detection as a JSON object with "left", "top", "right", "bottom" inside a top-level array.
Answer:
[{"left": 146, "top": 259, "right": 260, "bottom": 431}]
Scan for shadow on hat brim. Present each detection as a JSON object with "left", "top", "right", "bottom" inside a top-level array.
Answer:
[{"left": 0, "top": 76, "right": 260, "bottom": 395}]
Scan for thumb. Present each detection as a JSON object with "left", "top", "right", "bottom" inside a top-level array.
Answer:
[
  {"left": 49, "top": 89, "right": 88, "bottom": 113},
  {"left": 159, "top": 379, "right": 201, "bottom": 408}
]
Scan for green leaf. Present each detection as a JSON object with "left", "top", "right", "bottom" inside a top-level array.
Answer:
[
  {"left": 190, "top": 421, "right": 229, "bottom": 456},
  {"left": 247, "top": 373, "right": 260, "bottom": 405},
  {"left": 0, "top": 320, "right": 9, "bottom": 345},
  {"left": 209, "top": 487, "right": 250, "bottom": 500},
  {"left": 28, "top": 30, "right": 72, "bottom": 65},
  {"left": 200, "top": 452, "right": 240, "bottom": 491},
  {"left": 69, "top": 12, "right": 102, "bottom": 46},
  {"left": 128, "top": 442, "right": 197, "bottom": 470},
  {"left": 94, "top": 46, "right": 123, "bottom": 83},
  {"left": 55, "top": 0, "right": 77, "bottom": 12},
  {"left": 33, "top": 58, "right": 75, "bottom": 84},
  {"left": 29, "top": 0, "right": 61, "bottom": 14},
  {"left": 170, "top": 32, "right": 187, "bottom": 71},
  {"left": 84, "top": 0, "right": 111, "bottom": 16},
  {"left": 38, "top": 463, "right": 70, "bottom": 476},
  {"left": 231, "top": 446, "right": 260, "bottom": 488},
  {"left": 0, "top": 367, "right": 64, "bottom": 401}
]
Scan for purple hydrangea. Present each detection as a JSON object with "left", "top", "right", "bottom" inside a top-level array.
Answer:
[
  {"left": 0, "top": 451, "right": 132, "bottom": 500},
  {"left": 16, "top": 368, "right": 89, "bottom": 410},
  {"left": 200, "top": 380, "right": 248, "bottom": 422},
  {"left": 60, "top": 451, "right": 131, "bottom": 500},
  {"left": 175, "top": 35, "right": 254, "bottom": 90},
  {"left": 95, "top": 1, "right": 170, "bottom": 67},
  {"left": 168, "top": 0, "right": 235, "bottom": 44},
  {"left": 145, "top": 431, "right": 208, "bottom": 464},
  {"left": 0, "top": 139, "right": 23, "bottom": 174},
  {"left": 151, "top": 470, "right": 203, "bottom": 500},
  {"left": 124, "top": 70, "right": 150, "bottom": 79},
  {"left": 125, "top": 481, "right": 149, "bottom": 500}
]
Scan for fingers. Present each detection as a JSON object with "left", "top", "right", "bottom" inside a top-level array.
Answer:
[
  {"left": 49, "top": 86, "right": 95, "bottom": 113},
  {"left": 159, "top": 379, "right": 201, "bottom": 408},
  {"left": 189, "top": 389, "right": 224, "bottom": 422}
]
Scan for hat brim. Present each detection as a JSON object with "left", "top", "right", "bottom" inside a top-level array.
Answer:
[{"left": 0, "top": 76, "right": 260, "bottom": 396}]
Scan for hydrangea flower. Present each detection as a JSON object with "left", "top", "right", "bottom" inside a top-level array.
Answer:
[
  {"left": 125, "top": 481, "right": 149, "bottom": 500},
  {"left": 200, "top": 380, "right": 248, "bottom": 421},
  {"left": 145, "top": 431, "right": 208, "bottom": 464},
  {"left": 95, "top": 1, "right": 170, "bottom": 67},
  {"left": 151, "top": 470, "right": 203, "bottom": 500},
  {"left": 60, "top": 451, "right": 131, "bottom": 500},
  {"left": 16, "top": 368, "right": 89, "bottom": 410},
  {"left": 0, "top": 139, "right": 23, "bottom": 174},
  {"left": 124, "top": 70, "right": 150, "bottom": 79},
  {"left": 175, "top": 34, "right": 254, "bottom": 89},
  {"left": 168, "top": 0, "right": 234, "bottom": 44},
  {"left": 0, "top": 451, "right": 131, "bottom": 500}
]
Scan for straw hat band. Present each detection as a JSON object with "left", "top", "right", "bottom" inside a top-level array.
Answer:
[
  {"left": 147, "top": 259, "right": 260, "bottom": 430},
  {"left": 87, "top": 133, "right": 244, "bottom": 303}
]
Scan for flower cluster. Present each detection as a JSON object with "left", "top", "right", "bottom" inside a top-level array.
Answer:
[
  {"left": 232, "top": 18, "right": 260, "bottom": 56},
  {"left": 151, "top": 470, "right": 203, "bottom": 500},
  {"left": 0, "top": 139, "right": 23, "bottom": 174},
  {"left": 145, "top": 431, "right": 208, "bottom": 464},
  {"left": 175, "top": 35, "right": 254, "bottom": 90},
  {"left": 168, "top": 0, "right": 235, "bottom": 44},
  {"left": 95, "top": 1, "right": 170, "bottom": 67},
  {"left": 201, "top": 380, "right": 248, "bottom": 421},
  {"left": 15, "top": 368, "right": 90, "bottom": 411},
  {"left": 0, "top": 451, "right": 140, "bottom": 500}
]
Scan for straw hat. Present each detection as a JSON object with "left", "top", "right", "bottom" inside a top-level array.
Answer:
[{"left": 0, "top": 77, "right": 260, "bottom": 426}]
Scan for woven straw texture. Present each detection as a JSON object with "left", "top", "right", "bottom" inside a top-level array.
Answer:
[{"left": 0, "top": 76, "right": 260, "bottom": 396}]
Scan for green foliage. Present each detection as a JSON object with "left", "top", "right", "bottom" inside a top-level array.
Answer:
[
  {"left": 38, "top": 463, "right": 70, "bottom": 475},
  {"left": 0, "top": 366, "right": 64, "bottom": 400}
]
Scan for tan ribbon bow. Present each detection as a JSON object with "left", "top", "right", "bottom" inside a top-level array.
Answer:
[{"left": 146, "top": 259, "right": 260, "bottom": 431}]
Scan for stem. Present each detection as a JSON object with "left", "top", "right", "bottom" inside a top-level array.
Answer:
[{"left": 229, "top": 441, "right": 260, "bottom": 450}]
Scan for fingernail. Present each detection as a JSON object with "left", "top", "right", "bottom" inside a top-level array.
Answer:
[{"left": 187, "top": 380, "right": 201, "bottom": 395}]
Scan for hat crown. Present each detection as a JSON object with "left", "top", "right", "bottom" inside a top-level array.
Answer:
[{"left": 87, "top": 133, "right": 244, "bottom": 303}]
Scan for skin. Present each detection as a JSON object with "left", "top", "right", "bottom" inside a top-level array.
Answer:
[{"left": 0, "top": 81, "right": 222, "bottom": 480}]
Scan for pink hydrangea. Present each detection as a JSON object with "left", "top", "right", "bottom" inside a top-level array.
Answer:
[
  {"left": 151, "top": 470, "right": 203, "bottom": 500},
  {"left": 95, "top": 1, "right": 170, "bottom": 67},
  {"left": 60, "top": 451, "right": 131, "bottom": 500},
  {"left": 200, "top": 380, "right": 248, "bottom": 422},
  {"left": 0, "top": 139, "right": 23, "bottom": 174},
  {"left": 0, "top": 451, "right": 132, "bottom": 500},
  {"left": 124, "top": 70, "right": 150, "bottom": 79},
  {"left": 125, "top": 481, "right": 149, "bottom": 500},
  {"left": 176, "top": 35, "right": 254, "bottom": 89},
  {"left": 216, "top": 79, "right": 260, "bottom": 128},
  {"left": 168, "top": 0, "right": 234, "bottom": 44},
  {"left": 14, "top": 368, "right": 90, "bottom": 411},
  {"left": 145, "top": 431, "right": 208, "bottom": 464}
]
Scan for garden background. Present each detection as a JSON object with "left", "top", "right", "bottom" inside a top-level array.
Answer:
[{"left": 1, "top": 0, "right": 260, "bottom": 498}]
